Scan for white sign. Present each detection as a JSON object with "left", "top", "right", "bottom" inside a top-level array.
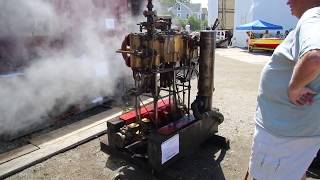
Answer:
[
  {"left": 105, "top": 18, "right": 115, "bottom": 29},
  {"left": 161, "top": 134, "right": 179, "bottom": 164},
  {"left": 91, "top": 96, "right": 103, "bottom": 104}
]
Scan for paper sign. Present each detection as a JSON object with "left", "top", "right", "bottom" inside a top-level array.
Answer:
[
  {"left": 91, "top": 96, "right": 103, "bottom": 104},
  {"left": 161, "top": 134, "right": 179, "bottom": 164},
  {"left": 105, "top": 18, "right": 115, "bottom": 29}
]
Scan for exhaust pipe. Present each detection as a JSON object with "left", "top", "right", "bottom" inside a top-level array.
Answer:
[
  {"left": 192, "top": 30, "right": 223, "bottom": 124},
  {"left": 197, "top": 30, "right": 216, "bottom": 111}
]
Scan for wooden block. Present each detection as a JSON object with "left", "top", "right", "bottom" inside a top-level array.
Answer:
[
  {"left": 29, "top": 108, "right": 122, "bottom": 147},
  {"left": 0, "top": 144, "right": 39, "bottom": 165},
  {"left": 0, "top": 119, "right": 115, "bottom": 178}
]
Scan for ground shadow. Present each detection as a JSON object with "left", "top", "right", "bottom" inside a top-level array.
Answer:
[
  {"left": 238, "top": 47, "right": 273, "bottom": 56},
  {"left": 307, "top": 158, "right": 320, "bottom": 179},
  {"left": 307, "top": 169, "right": 320, "bottom": 179},
  {"left": 105, "top": 136, "right": 228, "bottom": 180}
]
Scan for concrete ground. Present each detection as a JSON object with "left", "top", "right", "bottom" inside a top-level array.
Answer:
[{"left": 5, "top": 48, "right": 317, "bottom": 179}]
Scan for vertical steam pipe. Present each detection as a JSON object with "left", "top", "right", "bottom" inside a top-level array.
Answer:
[{"left": 197, "top": 30, "right": 216, "bottom": 111}]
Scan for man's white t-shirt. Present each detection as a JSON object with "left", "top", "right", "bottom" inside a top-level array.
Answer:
[{"left": 256, "top": 7, "right": 320, "bottom": 137}]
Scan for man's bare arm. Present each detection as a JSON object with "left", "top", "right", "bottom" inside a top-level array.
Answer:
[{"left": 288, "top": 50, "right": 320, "bottom": 105}]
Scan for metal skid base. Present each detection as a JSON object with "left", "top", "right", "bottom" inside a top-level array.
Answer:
[{"left": 100, "top": 114, "right": 228, "bottom": 173}]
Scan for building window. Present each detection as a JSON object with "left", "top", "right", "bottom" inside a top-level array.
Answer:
[
  {"left": 177, "top": 4, "right": 181, "bottom": 11},
  {"left": 177, "top": 13, "right": 181, "bottom": 18},
  {"left": 186, "top": 14, "right": 189, "bottom": 18}
]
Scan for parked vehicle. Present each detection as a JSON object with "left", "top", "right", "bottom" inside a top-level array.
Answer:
[{"left": 216, "top": 30, "right": 229, "bottom": 48}]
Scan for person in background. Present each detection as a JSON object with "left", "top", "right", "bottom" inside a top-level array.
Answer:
[
  {"left": 284, "top": 30, "right": 290, "bottom": 38},
  {"left": 262, "top": 29, "right": 271, "bottom": 38},
  {"left": 185, "top": 23, "right": 191, "bottom": 33},
  {"left": 248, "top": 0, "right": 320, "bottom": 179},
  {"left": 226, "top": 30, "right": 233, "bottom": 46},
  {"left": 246, "top": 31, "right": 255, "bottom": 39},
  {"left": 275, "top": 30, "right": 282, "bottom": 38}
]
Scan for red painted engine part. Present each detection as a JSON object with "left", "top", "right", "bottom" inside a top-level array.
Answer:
[{"left": 119, "top": 98, "right": 172, "bottom": 124}]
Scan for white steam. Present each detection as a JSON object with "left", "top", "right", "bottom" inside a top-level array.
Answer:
[
  {"left": 0, "top": 0, "right": 134, "bottom": 138},
  {"left": 0, "top": 0, "right": 59, "bottom": 37}
]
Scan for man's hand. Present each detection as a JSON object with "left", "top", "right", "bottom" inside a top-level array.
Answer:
[
  {"left": 288, "top": 50, "right": 320, "bottom": 106},
  {"left": 288, "top": 86, "right": 316, "bottom": 106}
]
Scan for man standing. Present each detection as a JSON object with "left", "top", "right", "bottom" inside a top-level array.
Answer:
[
  {"left": 284, "top": 30, "right": 290, "bottom": 38},
  {"left": 262, "top": 30, "right": 271, "bottom": 38},
  {"left": 185, "top": 23, "right": 191, "bottom": 33},
  {"left": 249, "top": 0, "right": 320, "bottom": 180},
  {"left": 226, "top": 30, "right": 233, "bottom": 46},
  {"left": 275, "top": 31, "right": 282, "bottom": 38}
]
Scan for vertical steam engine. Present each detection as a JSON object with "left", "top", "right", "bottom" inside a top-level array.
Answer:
[{"left": 101, "top": 0, "right": 224, "bottom": 172}]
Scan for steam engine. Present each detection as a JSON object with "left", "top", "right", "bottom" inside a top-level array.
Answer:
[{"left": 101, "top": 0, "right": 224, "bottom": 172}]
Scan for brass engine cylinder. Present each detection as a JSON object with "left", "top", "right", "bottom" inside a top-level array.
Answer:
[
  {"left": 127, "top": 32, "right": 194, "bottom": 68},
  {"left": 174, "top": 35, "right": 183, "bottom": 62},
  {"left": 152, "top": 36, "right": 162, "bottom": 66},
  {"left": 130, "top": 33, "right": 142, "bottom": 68},
  {"left": 163, "top": 35, "right": 175, "bottom": 63}
]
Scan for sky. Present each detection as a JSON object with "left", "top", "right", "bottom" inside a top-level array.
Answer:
[{"left": 191, "top": 0, "right": 208, "bottom": 8}]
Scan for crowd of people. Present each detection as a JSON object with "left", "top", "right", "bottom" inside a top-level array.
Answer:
[{"left": 247, "top": 29, "right": 291, "bottom": 39}]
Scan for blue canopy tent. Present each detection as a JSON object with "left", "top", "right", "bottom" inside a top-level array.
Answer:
[{"left": 236, "top": 20, "right": 283, "bottom": 30}]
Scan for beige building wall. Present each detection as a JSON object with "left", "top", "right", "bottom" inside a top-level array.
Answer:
[{"left": 218, "top": 0, "right": 235, "bottom": 30}]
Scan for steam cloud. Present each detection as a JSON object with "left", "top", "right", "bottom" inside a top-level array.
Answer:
[{"left": 0, "top": 0, "right": 135, "bottom": 138}]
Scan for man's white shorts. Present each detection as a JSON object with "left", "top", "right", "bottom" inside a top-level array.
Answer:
[{"left": 249, "top": 125, "right": 320, "bottom": 180}]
